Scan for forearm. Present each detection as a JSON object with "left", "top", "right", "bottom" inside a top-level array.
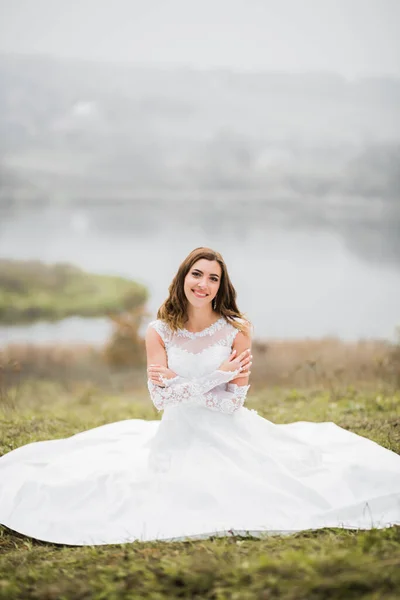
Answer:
[
  {"left": 148, "top": 368, "right": 241, "bottom": 412},
  {"left": 199, "top": 382, "right": 250, "bottom": 414}
]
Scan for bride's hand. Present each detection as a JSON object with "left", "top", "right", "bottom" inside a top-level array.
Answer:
[
  {"left": 147, "top": 364, "right": 177, "bottom": 387},
  {"left": 218, "top": 348, "right": 252, "bottom": 377}
]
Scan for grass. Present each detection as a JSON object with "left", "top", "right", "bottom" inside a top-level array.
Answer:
[
  {"left": 1, "top": 333, "right": 399, "bottom": 389},
  {"left": 0, "top": 528, "right": 399, "bottom": 600},
  {"left": 0, "top": 381, "right": 399, "bottom": 599},
  {"left": 0, "top": 259, "right": 148, "bottom": 324}
]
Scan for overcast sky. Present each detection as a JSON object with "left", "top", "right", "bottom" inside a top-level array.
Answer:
[{"left": 0, "top": 0, "right": 399, "bottom": 77}]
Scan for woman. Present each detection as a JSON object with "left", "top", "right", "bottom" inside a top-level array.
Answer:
[{"left": 0, "top": 247, "right": 399, "bottom": 545}]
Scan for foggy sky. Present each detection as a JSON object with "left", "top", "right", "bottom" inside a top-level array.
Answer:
[{"left": 0, "top": 0, "right": 399, "bottom": 78}]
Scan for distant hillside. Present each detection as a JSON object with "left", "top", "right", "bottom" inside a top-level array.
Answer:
[
  {"left": 0, "top": 259, "right": 148, "bottom": 325},
  {"left": 0, "top": 53, "right": 399, "bottom": 203}
]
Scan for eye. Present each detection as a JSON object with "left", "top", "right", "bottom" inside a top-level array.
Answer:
[{"left": 192, "top": 271, "right": 218, "bottom": 282}]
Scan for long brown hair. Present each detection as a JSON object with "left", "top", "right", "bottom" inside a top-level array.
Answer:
[{"left": 157, "top": 247, "right": 251, "bottom": 334}]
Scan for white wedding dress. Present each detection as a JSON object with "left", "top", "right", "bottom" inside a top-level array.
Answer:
[{"left": 0, "top": 316, "right": 399, "bottom": 546}]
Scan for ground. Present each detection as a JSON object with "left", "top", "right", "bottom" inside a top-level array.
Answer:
[{"left": 0, "top": 382, "right": 399, "bottom": 599}]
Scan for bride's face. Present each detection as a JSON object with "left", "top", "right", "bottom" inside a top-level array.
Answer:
[{"left": 184, "top": 259, "right": 222, "bottom": 308}]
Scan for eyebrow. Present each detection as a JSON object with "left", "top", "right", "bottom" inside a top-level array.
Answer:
[{"left": 192, "top": 268, "right": 220, "bottom": 278}]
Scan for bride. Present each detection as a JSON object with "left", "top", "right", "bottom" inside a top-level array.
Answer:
[{"left": 0, "top": 246, "right": 399, "bottom": 545}]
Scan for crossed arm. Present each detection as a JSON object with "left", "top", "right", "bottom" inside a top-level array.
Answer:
[{"left": 145, "top": 325, "right": 252, "bottom": 414}]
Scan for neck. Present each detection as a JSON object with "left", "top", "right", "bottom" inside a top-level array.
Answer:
[{"left": 184, "top": 306, "right": 220, "bottom": 330}]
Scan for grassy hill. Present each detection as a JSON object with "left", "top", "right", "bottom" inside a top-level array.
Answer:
[{"left": 0, "top": 259, "right": 148, "bottom": 325}]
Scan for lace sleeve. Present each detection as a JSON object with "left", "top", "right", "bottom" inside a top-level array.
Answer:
[
  {"left": 147, "top": 368, "right": 241, "bottom": 412},
  {"left": 199, "top": 382, "right": 251, "bottom": 414}
]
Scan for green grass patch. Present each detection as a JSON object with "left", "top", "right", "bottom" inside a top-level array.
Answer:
[
  {"left": 0, "top": 259, "right": 148, "bottom": 324},
  {"left": 0, "top": 384, "right": 399, "bottom": 599}
]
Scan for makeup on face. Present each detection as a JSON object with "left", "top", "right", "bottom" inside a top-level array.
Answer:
[{"left": 184, "top": 260, "right": 221, "bottom": 303}]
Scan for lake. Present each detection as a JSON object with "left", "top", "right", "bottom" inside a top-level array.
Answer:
[{"left": 0, "top": 201, "right": 399, "bottom": 345}]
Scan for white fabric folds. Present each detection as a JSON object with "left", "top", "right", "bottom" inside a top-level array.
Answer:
[{"left": 0, "top": 316, "right": 399, "bottom": 546}]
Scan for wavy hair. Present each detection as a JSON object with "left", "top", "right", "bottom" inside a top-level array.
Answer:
[{"left": 157, "top": 247, "right": 251, "bottom": 334}]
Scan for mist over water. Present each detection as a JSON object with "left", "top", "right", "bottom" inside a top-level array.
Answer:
[{"left": 1, "top": 203, "right": 399, "bottom": 345}]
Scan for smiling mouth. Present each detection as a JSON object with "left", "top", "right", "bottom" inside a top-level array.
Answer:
[{"left": 192, "top": 289, "right": 209, "bottom": 298}]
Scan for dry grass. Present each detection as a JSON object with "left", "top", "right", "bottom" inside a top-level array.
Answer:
[
  {"left": 0, "top": 343, "right": 145, "bottom": 394},
  {"left": 1, "top": 335, "right": 399, "bottom": 396},
  {"left": 251, "top": 336, "right": 399, "bottom": 389}
]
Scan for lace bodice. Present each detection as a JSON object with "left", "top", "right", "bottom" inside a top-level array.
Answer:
[
  {"left": 147, "top": 316, "right": 251, "bottom": 414},
  {"left": 149, "top": 317, "right": 240, "bottom": 378}
]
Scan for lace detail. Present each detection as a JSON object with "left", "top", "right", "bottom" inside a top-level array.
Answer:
[
  {"left": 202, "top": 383, "right": 250, "bottom": 415},
  {"left": 176, "top": 317, "right": 226, "bottom": 339},
  {"left": 167, "top": 331, "right": 240, "bottom": 359},
  {"left": 148, "top": 320, "right": 173, "bottom": 349},
  {"left": 147, "top": 316, "right": 251, "bottom": 414},
  {"left": 147, "top": 317, "right": 239, "bottom": 350},
  {"left": 148, "top": 368, "right": 241, "bottom": 412},
  {"left": 227, "top": 382, "right": 250, "bottom": 410},
  {"left": 148, "top": 380, "right": 194, "bottom": 411}
]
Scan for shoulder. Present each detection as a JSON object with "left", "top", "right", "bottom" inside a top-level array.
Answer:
[
  {"left": 146, "top": 319, "right": 172, "bottom": 344},
  {"left": 225, "top": 317, "right": 252, "bottom": 349},
  {"left": 229, "top": 317, "right": 253, "bottom": 338}
]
